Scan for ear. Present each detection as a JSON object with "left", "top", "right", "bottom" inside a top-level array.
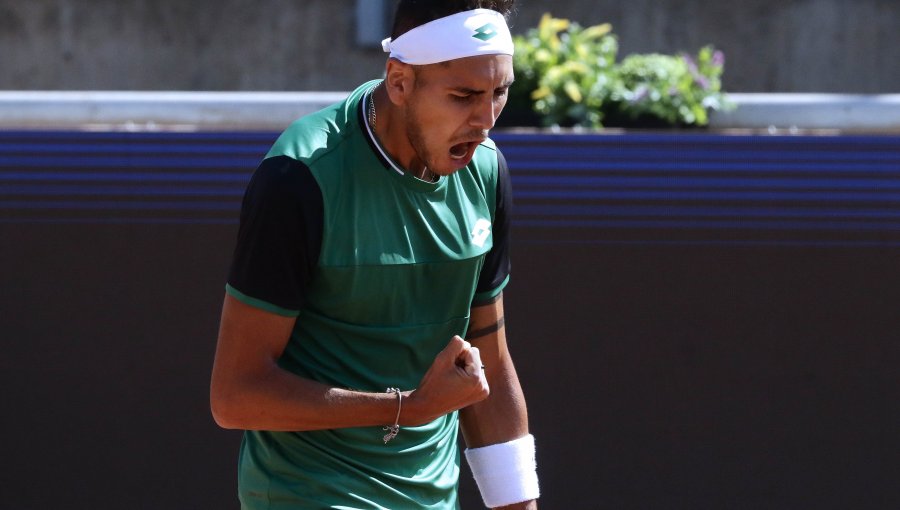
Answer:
[{"left": 384, "top": 59, "right": 416, "bottom": 107}]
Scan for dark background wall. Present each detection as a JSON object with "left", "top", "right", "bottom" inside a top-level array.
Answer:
[
  {"left": 1, "top": 0, "right": 899, "bottom": 93},
  {"left": 2, "top": 131, "right": 899, "bottom": 508}
]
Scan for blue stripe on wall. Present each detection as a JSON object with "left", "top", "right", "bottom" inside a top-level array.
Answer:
[{"left": 2, "top": 130, "right": 899, "bottom": 246}]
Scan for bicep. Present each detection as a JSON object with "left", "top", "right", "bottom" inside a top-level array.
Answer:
[
  {"left": 214, "top": 156, "right": 320, "bottom": 391},
  {"left": 211, "top": 293, "right": 297, "bottom": 392},
  {"left": 466, "top": 293, "right": 508, "bottom": 365}
]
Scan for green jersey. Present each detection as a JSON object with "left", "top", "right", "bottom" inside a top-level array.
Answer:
[{"left": 226, "top": 80, "right": 512, "bottom": 509}]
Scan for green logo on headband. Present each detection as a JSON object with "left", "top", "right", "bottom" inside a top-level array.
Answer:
[{"left": 473, "top": 23, "right": 499, "bottom": 41}]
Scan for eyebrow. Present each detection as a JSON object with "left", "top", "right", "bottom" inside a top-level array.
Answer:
[{"left": 450, "top": 79, "right": 516, "bottom": 95}]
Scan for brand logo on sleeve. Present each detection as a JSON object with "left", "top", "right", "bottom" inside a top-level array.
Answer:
[{"left": 471, "top": 218, "right": 492, "bottom": 247}]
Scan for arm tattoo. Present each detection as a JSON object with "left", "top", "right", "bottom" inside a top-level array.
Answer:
[{"left": 466, "top": 316, "right": 505, "bottom": 340}]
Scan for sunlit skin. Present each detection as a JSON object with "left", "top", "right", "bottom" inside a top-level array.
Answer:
[{"left": 371, "top": 54, "right": 514, "bottom": 179}]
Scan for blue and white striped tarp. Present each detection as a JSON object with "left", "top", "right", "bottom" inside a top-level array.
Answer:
[{"left": 1, "top": 130, "right": 899, "bottom": 246}]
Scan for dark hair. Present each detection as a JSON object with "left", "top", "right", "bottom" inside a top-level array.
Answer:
[{"left": 390, "top": 0, "right": 516, "bottom": 39}]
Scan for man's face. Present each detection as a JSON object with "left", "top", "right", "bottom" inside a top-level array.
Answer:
[{"left": 403, "top": 54, "right": 514, "bottom": 176}]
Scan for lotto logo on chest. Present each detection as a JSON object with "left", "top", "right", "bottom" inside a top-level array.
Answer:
[{"left": 470, "top": 218, "right": 492, "bottom": 248}]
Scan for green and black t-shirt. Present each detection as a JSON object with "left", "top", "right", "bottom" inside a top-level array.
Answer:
[{"left": 226, "top": 80, "right": 512, "bottom": 509}]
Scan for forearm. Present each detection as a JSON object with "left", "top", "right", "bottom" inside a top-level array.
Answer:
[
  {"left": 460, "top": 294, "right": 529, "bottom": 446},
  {"left": 211, "top": 365, "right": 404, "bottom": 431},
  {"left": 495, "top": 501, "right": 538, "bottom": 510},
  {"left": 459, "top": 353, "right": 529, "bottom": 447},
  {"left": 459, "top": 360, "right": 538, "bottom": 510},
  {"left": 460, "top": 295, "right": 538, "bottom": 509}
]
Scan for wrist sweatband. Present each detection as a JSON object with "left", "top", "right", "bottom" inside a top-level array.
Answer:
[
  {"left": 465, "top": 434, "right": 540, "bottom": 508},
  {"left": 382, "top": 8, "right": 514, "bottom": 65}
]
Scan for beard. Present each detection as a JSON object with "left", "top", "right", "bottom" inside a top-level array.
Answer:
[
  {"left": 404, "top": 108, "right": 487, "bottom": 176},
  {"left": 404, "top": 100, "right": 443, "bottom": 176}
]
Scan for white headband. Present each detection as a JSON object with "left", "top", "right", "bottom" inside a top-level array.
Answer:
[{"left": 382, "top": 9, "right": 514, "bottom": 65}]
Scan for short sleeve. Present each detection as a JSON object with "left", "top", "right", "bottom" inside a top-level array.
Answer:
[
  {"left": 472, "top": 148, "right": 512, "bottom": 304},
  {"left": 226, "top": 155, "right": 323, "bottom": 316}
]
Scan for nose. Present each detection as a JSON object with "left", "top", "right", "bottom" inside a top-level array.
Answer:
[{"left": 470, "top": 96, "right": 497, "bottom": 130}]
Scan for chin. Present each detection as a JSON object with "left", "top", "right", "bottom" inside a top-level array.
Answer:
[
  {"left": 425, "top": 156, "right": 462, "bottom": 176},
  {"left": 434, "top": 160, "right": 469, "bottom": 175}
]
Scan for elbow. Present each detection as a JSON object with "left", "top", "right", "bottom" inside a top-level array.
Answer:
[{"left": 210, "top": 387, "right": 246, "bottom": 430}]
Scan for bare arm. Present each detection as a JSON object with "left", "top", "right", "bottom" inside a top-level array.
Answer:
[
  {"left": 210, "top": 293, "right": 488, "bottom": 431},
  {"left": 460, "top": 293, "right": 537, "bottom": 510}
]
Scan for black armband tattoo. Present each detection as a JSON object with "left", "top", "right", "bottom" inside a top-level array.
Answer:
[{"left": 466, "top": 316, "right": 505, "bottom": 340}]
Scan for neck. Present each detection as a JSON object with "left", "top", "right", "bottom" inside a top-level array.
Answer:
[{"left": 368, "top": 83, "right": 433, "bottom": 182}]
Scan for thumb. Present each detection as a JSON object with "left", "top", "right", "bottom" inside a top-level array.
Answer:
[
  {"left": 460, "top": 346, "right": 483, "bottom": 377},
  {"left": 440, "top": 335, "right": 470, "bottom": 363}
]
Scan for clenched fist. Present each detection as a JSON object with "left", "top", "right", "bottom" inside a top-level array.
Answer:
[{"left": 403, "top": 336, "right": 490, "bottom": 426}]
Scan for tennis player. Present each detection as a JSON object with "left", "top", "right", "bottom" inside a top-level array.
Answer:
[{"left": 210, "top": 1, "right": 538, "bottom": 508}]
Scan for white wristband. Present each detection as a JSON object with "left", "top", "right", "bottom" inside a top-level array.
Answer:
[{"left": 464, "top": 434, "right": 540, "bottom": 508}]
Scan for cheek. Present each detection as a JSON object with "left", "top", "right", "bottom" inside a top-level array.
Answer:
[
  {"left": 417, "top": 109, "right": 460, "bottom": 144},
  {"left": 409, "top": 93, "right": 472, "bottom": 142},
  {"left": 496, "top": 96, "right": 509, "bottom": 116}
]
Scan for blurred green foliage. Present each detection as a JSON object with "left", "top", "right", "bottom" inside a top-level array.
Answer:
[{"left": 508, "top": 14, "right": 732, "bottom": 128}]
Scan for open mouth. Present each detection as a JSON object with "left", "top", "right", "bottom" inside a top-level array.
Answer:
[
  {"left": 449, "top": 142, "right": 471, "bottom": 160},
  {"left": 449, "top": 138, "right": 485, "bottom": 161}
]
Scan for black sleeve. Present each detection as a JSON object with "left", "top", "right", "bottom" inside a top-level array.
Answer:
[
  {"left": 473, "top": 147, "right": 512, "bottom": 303},
  {"left": 227, "top": 155, "right": 323, "bottom": 312}
]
